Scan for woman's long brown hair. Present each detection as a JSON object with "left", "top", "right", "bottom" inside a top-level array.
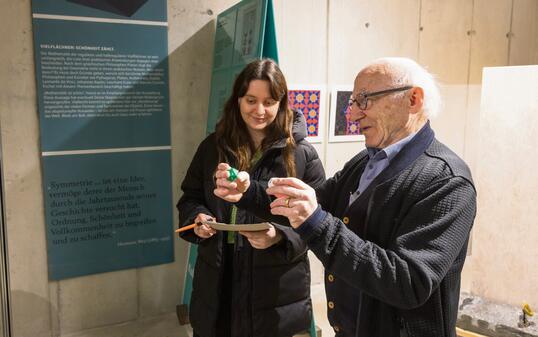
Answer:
[{"left": 215, "top": 58, "right": 296, "bottom": 177}]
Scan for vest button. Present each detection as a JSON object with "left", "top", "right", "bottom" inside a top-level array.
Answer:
[
  {"left": 343, "top": 216, "right": 350, "bottom": 224},
  {"left": 328, "top": 274, "right": 335, "bottom": 282},
  {"left": 328, "top": 301, "right": 335, "bottom": 309},
  {"left": 334, "top": 325, "right": 340, "bottom": 332}
]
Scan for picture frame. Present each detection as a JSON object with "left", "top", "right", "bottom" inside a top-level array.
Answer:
[
  {"left": 288, "top": 84, "right": 326, "bottom": 143},
  {"left": 329, "top": 85, "right": 365, "bottom": 142}
]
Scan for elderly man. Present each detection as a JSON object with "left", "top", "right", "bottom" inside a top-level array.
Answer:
[{"left": 214, "top": 57, "right": 477, "bottom": 337}]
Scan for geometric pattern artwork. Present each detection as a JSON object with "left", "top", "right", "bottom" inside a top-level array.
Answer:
[
  {"left": 288, "top": 89, "right": 321, "bottom": 138},
  {"left": 329, "top": 87, "right": 365, "bottom": 142},
  {"left": 334, "top": 90, "right": 361, "bottom": 136}
]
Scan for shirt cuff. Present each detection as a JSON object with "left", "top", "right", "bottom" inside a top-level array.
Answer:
[{"left": 294, "top": 205, "right": 326, "bottom": 239}]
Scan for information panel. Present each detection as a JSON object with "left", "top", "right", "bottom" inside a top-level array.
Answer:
[
  {"left": 205, "top": 0, "right": 278, "bottom": 133},
  {"left": 31, "top": 0, "right": 173, "bottom": 280}
]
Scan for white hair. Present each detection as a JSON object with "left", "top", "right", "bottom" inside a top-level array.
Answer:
[{"left": 368, "top": 57, "right": 442, "bottom": 119}]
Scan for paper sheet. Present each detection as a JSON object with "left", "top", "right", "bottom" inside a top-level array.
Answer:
[{"left": 203, "top": 221, "right": 272, "bottom": 232}]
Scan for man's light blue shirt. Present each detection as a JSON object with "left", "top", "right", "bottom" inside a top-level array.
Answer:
[{"left": 349, "top": 132, "right": 417, "bottom": 205}]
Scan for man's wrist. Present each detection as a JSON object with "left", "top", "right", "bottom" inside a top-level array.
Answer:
[{"left": 294, "top": 205, "right": 326, "bottom": 239}]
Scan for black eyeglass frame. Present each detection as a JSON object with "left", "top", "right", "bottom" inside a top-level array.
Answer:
[{"left": 348, "top": 85, "right": 413, "bottom": 110}]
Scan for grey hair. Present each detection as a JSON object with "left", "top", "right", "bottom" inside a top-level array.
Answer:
[{"left": 368, "top": 57, "right": 442, "bottom": 119}]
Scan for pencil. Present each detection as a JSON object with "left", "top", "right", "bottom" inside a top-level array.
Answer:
[{"left": 175, "top": 223, "right": 198, "bottom": 233}]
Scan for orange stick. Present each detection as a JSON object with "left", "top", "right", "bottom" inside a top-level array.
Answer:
[{"left": 175, "top": 223, "right": 198, "bottom": 233}]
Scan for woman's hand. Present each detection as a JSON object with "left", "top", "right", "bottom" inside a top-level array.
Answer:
[
  {"left": 213, "top": 163, "right": 250, "bottom": 202},
  {"left": 239, "top": 224, "right": 282, "bottom": 249},
  {"left": 193, "top": 213, "right": 217, "bottom": 239}
]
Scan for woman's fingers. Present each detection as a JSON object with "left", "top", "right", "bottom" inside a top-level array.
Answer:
[
  {"left": 235, "top": 171, "right": 250, "bottom": 193},
  {"left": 215, "top": 169, "right": 230, "bottom": 180},
  {"left": 194, "top": 223, "right": 216, "bottom": 238},
  {"left": 217, "top": 162, "right": 231, "bottom": 170},
  {"left": 213, "top": 164, "right": 248, "bottom": 202},
  {"left": 215, "top": 178, "right": 238, "bottom": 190},
  {"left": 238, "top": 225, "right": 281, "bottom": 249},
  {"left": 194, "top": 213, "right": 215, "bottom": 223},
  {"left": 193, "top": 213, "right": 217, "bottom": 238}
]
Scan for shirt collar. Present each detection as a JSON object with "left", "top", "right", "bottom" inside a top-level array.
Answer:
[{"left": 366, "top": 132, "right": 417, "bottom": 162}]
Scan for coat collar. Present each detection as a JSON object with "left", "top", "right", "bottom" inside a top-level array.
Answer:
[
  {"left": 379, "top": 120, "right": 435, "bottom": 180},
  {"left": 350, "top": 121, "right": 435, "bottom": 207}
]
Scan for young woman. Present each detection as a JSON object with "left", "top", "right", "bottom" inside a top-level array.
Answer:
[{"left": 177, "top": 58, "right": 325, "bottom": 337}]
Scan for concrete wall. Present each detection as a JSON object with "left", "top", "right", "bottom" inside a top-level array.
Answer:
[
  {"left": 470, "top": 65, "right": 538, "bottom": 308},
  {"left": 1, "top": 0, "right": 537, "bottom": 336},
  {"left": 1, "top": 1, "right": 52, "bottom": 336}
]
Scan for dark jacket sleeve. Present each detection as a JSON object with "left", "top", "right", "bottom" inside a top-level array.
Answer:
[
  {"left": 299, "top": 143, "right": 326, "bottom": 190},
  {"left": 237, "top": 142, "right": 327, "bottom": 220},
  {"left": 272, "top": 142, "right": 326, "bottom": 262},
  {"left": 237, "top": 142, "right": 326, "bottom": 261},
  {"left": 176, "top": 139, "right": 215, "bottom": 244},
  {"left": 237, "top": 155, "right": 349, "bottom": 225},
  {"left": 315, "top": 151, "right": 365, "bottom": 210},
  {"left": 315, "top": 170, "right": 340, "bottom": 210},
  {"left": 296, "top": 176, "right": 476, "bottom": 310}
]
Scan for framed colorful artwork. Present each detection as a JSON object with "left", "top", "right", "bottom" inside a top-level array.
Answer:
[
  {"left": 329, "top": 86, "right": 365, "bottom": 142},
  {"left": 288, "top": 85, "right": 326, "bottom": 143}
]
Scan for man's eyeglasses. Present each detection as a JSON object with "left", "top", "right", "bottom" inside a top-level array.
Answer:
[{"left": 348, "top": 86, "right": 413, "bottom": 110}]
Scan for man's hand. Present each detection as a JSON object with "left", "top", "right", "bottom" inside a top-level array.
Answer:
[
  {"left": 193, "top": 213, "right": 217, "bottom": 239},
  {"left": 266, "top": 178, "right": 318, "bottom": 228},
  {"left": 213, "top": 163, "right": 250, "bottom": 202},
  {"left": 239, "top": 224, "right": 282, "bottom": 249}
]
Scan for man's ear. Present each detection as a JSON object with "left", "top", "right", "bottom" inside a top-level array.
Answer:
[{"left": 409, "top": 87, "right": 424, "bottom": 114}]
